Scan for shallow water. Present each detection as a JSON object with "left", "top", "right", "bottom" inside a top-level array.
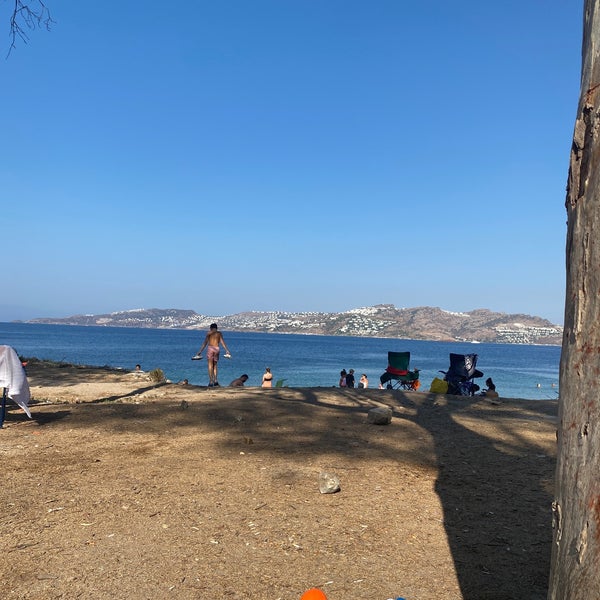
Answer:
[{"left": 1, "top": 323, "right": 560, "bottom": 400}]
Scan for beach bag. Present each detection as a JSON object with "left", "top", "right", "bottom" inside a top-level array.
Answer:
[{"left": 430, "top": 377, "right": 448, "bottom": 394}]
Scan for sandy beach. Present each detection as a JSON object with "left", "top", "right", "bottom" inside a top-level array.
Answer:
[{"left": 0, "top": 359, "right": 558, "bottom": 600}]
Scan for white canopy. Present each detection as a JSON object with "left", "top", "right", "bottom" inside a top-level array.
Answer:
[{"left": 0, "top": 345, "right": 31, "bottom": 419}]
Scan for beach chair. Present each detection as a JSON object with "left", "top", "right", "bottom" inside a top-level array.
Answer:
[
  {"left": 379, "top": 351, "right": 420, "bottom": 390},
  {"left": 439, "top": 353, "right": 483, "bottom": 396}
]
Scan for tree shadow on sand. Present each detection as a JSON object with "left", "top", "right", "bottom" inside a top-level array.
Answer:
[
  {"left": 15, "top": 385, "right": 556, "bottom": 598},
  {"left": 194, "top": 388, "right": 556, "bottom": 599},
  {"left": 409, "top": 393, "right": 556, "bottom": 600}
]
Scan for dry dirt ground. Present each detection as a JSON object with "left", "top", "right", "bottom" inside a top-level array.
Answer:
[{"left": 0, "top": 359, "right": 558, "bottom": 600}]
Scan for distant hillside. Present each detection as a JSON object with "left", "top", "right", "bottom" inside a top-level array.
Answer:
[{"left": 25, "top": 305, "right": 563, "bottom": 345}]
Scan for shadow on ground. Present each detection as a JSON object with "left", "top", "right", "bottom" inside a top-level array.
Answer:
[{"left": 6, "top": 386, "right": 556, "bottom": 599}]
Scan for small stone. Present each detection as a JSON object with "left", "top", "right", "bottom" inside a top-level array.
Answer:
[{"left": 319, "top": 472, "right": 341, "bottom": 494}]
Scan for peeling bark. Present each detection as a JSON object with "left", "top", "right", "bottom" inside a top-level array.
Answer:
[{"left": 548, "top": 2, "right": 600, "bottom": 598}]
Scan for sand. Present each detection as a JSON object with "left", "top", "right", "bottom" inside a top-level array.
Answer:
[{"left": 0, "top": 359, "right": 558, "bottom": 600}]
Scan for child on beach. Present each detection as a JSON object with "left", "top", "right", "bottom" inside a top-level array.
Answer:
[{"left": 483, "top": 377, "right": 499, "bottom": 398}]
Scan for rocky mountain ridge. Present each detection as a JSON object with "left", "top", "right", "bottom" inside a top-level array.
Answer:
[{"left": 25, "top": 305, "right": 563, "bottom": 345}]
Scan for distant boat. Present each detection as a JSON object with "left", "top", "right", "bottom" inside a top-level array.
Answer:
[{"left": 471, "top": 340, "right": 481, "bottom": 344}]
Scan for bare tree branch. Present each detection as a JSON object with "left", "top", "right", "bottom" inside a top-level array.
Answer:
[{"left": 7, "top": 0, "right": 53, "bottom": 57}]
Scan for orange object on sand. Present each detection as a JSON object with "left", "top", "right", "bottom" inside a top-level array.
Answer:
[{"left": 300, "top": 589, "right": 328, "bottom": 600}]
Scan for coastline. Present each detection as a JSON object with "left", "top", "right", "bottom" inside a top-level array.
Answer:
[
  {"left": 20, "top": 357, "right": 559, "bottom": 405},
  {"left": 9, "top": 319, "right": 563, "bottom": 346},
  {"left": 0, "top": 324, "right": 561, "bottom": 400}
]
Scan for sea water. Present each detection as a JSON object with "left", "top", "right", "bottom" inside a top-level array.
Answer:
[{"left": 0, "top": 322, "right": 560, "bottom": 400}]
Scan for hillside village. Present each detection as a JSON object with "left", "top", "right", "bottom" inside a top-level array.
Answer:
[{"left": 27, "top": 304, "right": 563, "bottom": 345}]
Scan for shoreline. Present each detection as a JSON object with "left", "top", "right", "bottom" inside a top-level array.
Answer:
[
  {"left": 1, "top": 324, "right": 561, "bottom": 401},
  {"left": 18, "top": 358, "right": 559, "bottom": 406}
]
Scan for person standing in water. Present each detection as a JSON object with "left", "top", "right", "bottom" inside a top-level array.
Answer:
[{"left": 192, "top": 323, "right": 231, "bottom": 387}]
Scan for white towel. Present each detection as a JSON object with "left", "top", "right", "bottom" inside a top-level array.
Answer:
[{"left": 0, "top": 345, "right": 32, "bottom": 418}]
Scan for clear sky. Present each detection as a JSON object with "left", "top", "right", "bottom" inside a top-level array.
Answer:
[{"left": 1, "top": 1, "right": 582, "bottom": 325}]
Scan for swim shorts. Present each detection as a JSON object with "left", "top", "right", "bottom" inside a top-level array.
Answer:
[{"left": 206, "top": 345, "right": 220, "bottom": 361}]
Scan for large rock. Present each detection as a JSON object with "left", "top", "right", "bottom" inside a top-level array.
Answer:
[{"left": 367, "top": 406, "right": 393, "bottom": 425}]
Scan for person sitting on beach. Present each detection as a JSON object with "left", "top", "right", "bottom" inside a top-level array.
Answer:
[
  {"left": 193, "top": 323, "right": 231, "bottom": 387},
  {"left": 359, "top": 374, "right": 369, "bottom": 388},
  {"left": 339, "top": 369, "right": 347, "bottom": 387},
  {"left": 230, "top": 374, "right": 249, "bottom": 387},
  {"left": 262, "top": 367, "right": 273, "bottom": 388},
  {"left": 131, "top": 364, "right": 145, "bottom": 377},
  {"left": 483, "top": 377, "right": 499, "bottom": 398}
]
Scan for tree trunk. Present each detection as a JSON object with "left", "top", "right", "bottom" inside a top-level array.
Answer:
[{"left": 548, "top": 2, "right": 600, "bottom": 598}]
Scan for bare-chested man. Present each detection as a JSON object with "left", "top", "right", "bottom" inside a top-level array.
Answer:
[{"left": 192, "top": 323, "right": 231, "bottom": 387}]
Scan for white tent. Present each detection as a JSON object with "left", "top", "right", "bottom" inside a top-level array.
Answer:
[{"left": 0, "top": 345, "right": 31, "bottom": 427}]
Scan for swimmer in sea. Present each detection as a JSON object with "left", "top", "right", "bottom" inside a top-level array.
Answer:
[{"left": 192, "top": 323, "right": 231, "bottom": 387}]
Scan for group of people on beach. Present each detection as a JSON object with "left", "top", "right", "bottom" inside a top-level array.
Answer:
[
  {"left": 190, "top": 324, "right": 500, "bottom": 395},
  {"left": 184, "top": 324, "right": 511, "bottom": 397},
  {"left": 192, "top": 323, "right": 274, "bottom": 388},
  {"left": 227, "top": 369, "right": 273, "bottom": 387},
  {"left": 192, "top": 323, "right": 381, "bottom": 390},
  {"left": 339, "top": 369, "right": 369, "bottom": 388}
]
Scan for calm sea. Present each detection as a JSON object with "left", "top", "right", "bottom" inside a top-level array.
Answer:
[{"left": 0, "top": 322, "right": 560, "bottom": 400}]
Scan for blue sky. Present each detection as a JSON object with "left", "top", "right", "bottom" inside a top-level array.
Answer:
[{"left": 1, "top": 1, "right": 582, "bottom": 325}]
